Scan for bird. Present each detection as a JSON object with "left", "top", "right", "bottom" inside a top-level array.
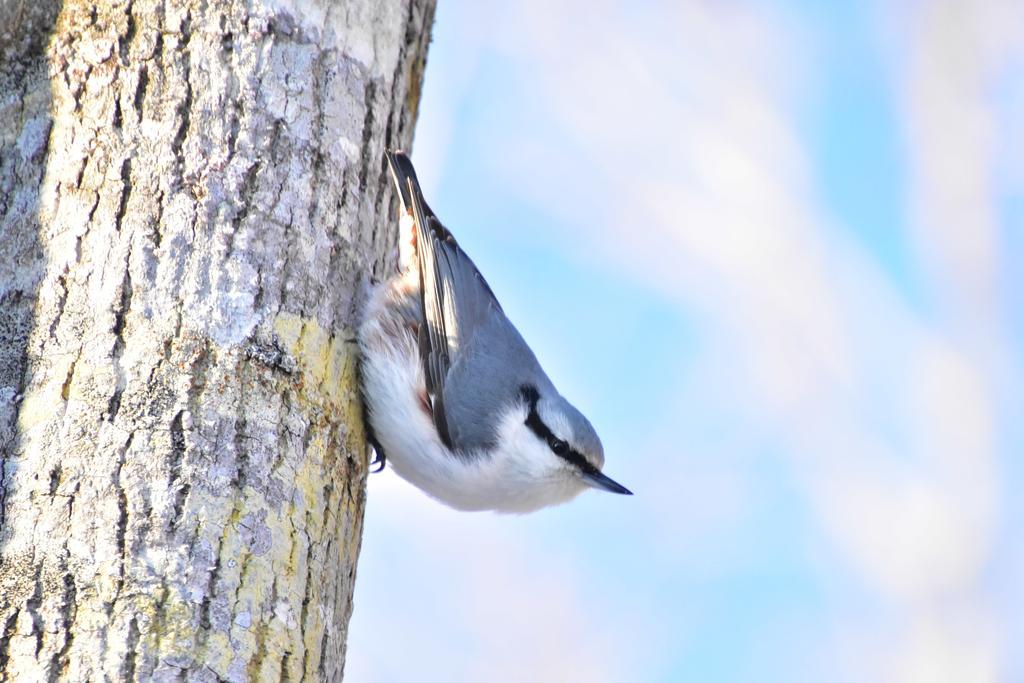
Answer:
[{"left": 357, "top": 150, "right": 631, "bottom": 513}]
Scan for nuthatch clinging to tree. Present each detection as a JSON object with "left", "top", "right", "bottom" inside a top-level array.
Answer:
[{"left": 357, "top": 151, "right": 631, "bottom": 513}]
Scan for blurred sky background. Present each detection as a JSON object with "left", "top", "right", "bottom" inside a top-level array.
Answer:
[{"left": 347, "top": 1, "right": 1024, "bottom": 681}]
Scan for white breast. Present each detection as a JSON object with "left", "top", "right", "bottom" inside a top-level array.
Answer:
[{"left": 358, "top": 278, "right": 587, "bottom": 513}]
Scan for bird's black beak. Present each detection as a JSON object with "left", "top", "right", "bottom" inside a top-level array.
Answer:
[{"left": 582, "top": 470, "right": 633, "bottom": 495}]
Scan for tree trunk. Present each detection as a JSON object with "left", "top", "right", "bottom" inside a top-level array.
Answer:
[{"left": 0, "top": 0, "right": 434, "bottom": 679}]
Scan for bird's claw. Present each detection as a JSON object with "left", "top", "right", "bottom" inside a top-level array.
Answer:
[{"left": 370, "top": 449, "right": 386, "bottom": 473}]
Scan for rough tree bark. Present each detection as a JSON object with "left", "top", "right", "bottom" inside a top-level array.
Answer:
[{"left": 0, "top": 0, "right": 434, "bottom": 679}]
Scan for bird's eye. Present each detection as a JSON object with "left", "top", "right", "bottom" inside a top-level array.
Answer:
[{"left": 548, "top": 436, "right": 569, "bottom": 456}]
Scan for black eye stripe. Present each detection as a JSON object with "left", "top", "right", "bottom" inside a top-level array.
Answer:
[{"left": 519, "top": 385, "right": 599, "bottom": 475}]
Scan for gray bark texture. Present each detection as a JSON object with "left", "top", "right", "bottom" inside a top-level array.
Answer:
[{"left": 0, "top": 0, "right": 434, "bottom": 679}]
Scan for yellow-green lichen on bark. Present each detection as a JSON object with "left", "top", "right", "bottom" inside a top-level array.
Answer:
[{"left": 272, "top": 312, "right": 368, "bottom": 453}]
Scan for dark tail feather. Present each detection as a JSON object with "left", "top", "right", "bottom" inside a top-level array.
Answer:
[
  {"left": 385, "top": 149, "right": 419, "bottom": 214},
  {"left": 385, "top": 149, "right": 442, "bottom": 220}
]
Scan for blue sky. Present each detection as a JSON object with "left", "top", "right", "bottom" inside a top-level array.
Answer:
[{"left": 348, "top": 1, "right": 1024, "bottom": 681}]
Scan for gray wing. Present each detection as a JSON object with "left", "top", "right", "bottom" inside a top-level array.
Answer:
[{"left": 386, "top": 151, "right": 521, "bottom": 452}]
